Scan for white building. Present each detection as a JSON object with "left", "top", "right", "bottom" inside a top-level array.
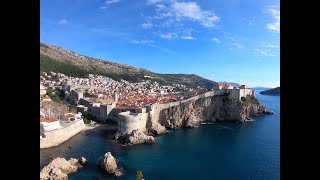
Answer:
[
  {"left": 40, "top": 84, "right": 47, "bottom": 95},
  {"left": 40, "top": 118, "right": 62, "bottom": 131}
]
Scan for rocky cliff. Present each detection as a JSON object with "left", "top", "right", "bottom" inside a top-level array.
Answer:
[{"left": 157, "top": 95, "right": 272, "bottom": 129}]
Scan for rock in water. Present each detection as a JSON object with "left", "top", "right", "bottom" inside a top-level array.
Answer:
[
  {"left": 114, "top": 168, "right": 125, "bottom": 177},
  {"left": 149, "top": 122, "right": 167, "bottom": 136},
  {"left": 128, "top": 130, "right": 155, "bottom": 145},
  {"left": 97, "top": 152, "right": 118, "bottom": 174},
  {"left": 115, "top": 130, "right": 155, "bottom": 145},
  {"left": 40, "top": 157, "right": 81, "bottom": 180},
  {"left": 114, "top": 131, "right": 126, "bottom": 140},
  {"left": 68, "top": 158, "right": 80, "bottom": 168},
  {"left": 40, "top": 167, "right": 68, "bottom": 180},
  {"left": 78, "top": 157, "right": 87, "bottom": 165},
  {"left": 97, "top": 152, "right": 125, "bottom": 177}
]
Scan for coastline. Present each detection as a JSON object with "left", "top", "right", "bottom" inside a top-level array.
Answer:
[
  {"left": 41, "top": 120, "right": 117, "bottom": 150},
  {"left": 41, "top": 115, "right": 275, "bottom": 179},
  {"left": 40, "top": 119, "right": 85, "bottom": 149},
  {"left": 84, "top": 123, "right": 118, "bottom": 131},
  {"left": 40, "top": 123, "right": 119, "bottom": 169}
]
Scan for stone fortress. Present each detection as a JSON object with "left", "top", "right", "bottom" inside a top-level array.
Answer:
[{"left": 73, "top": 83, "right": 255, "bottom": 134}]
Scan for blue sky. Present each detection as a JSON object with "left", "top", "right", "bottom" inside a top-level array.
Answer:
[{"left": 40, "top": 0, "right": 280, "bottom": 88}]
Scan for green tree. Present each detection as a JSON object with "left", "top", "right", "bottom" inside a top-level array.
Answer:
[
  {"left": 46, "top": 87, "right": 62, "bottom": 103},
  {"left": 67, "top": 95, "right": 77, "bottom": 106},
  {"left": 136, "top": 170, "right": 143, "bottom": 180}
]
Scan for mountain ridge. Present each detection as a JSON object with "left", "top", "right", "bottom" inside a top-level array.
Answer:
[{"left": 40, "top": 42, "right": 217, "bottom": 88}]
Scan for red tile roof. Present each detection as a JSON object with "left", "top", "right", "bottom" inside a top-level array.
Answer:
[{"left": 40, "top": 118, "right": 58, "bottom": 123}]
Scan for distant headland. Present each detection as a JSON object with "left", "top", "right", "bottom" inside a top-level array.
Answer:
[{"left": 260, "top": 87, "right": 280, "bottom": 96}]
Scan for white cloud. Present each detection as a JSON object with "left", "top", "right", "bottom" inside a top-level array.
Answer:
[
  {"left": 232, "top": 43, "right": 243, "bottom": 48},
  {"left": 162, "top": 48, "right": 176, "bottom": 54},
  {"left": 132, "top": 40, "right": 154, "bottom": 44},
  {"left": 132, "top": 39, "right": 176, "bottom": 54},
  {"left": 142, "top": 22, "right": 154, "bottom": 29},
  {"left": 211, "top": 38, "right": 220, "bottom": 43},
  {"left": 171, "top": 2, "right": 220, "bottom": 27},
  {"left": 159, "top": 33, "right": 178, "bottom": 39},
  {"left": 148, "top": 1, "right": 220, "bottom": 28},
  {"left": 266, "top": 6, "right": 280, "bottom": 32},
  {"left": 146, "top": 0, "right": 167, "bottom": 5},
  {"left": 262, "top": 43, "right": 279, "bottom": 48},
  {"left": 255, "top": 49, "right": 276, "bottom": 56},
  {"left": 57, "top": 19, "right": 68, "bottom": 25},
  {"left": 172, "top": 2, "right": 203, "bottom": 20},
  {"left": 159, "top": 33, "right": 195, "bottom": 40},
  {"left": 99, "top": 6, "right": 107, "bottom": 9},
  {"left": 105, "top": 0, "right": 120, "bottom": 4},
  {"left": 180, "top": 36, "right": 195, "bottom": 40},
  {"left": 267, "top": 21, "right": 280, "bottom": 32}
]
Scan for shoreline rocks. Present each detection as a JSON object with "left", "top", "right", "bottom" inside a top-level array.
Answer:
[
  {"left": 115, "top": 130, "right": 155, "bottom": 145},
  {"left": 40, "top": 157, "right": 86, "bottom": 180},
  {"left": 148, "top": 122, "right": 167, "bottom": 136},
  {"left": 97, "top": 152, "right": 124, "bottom": 177},
  {"left": 78, "top": 157, "right": 87, "bottom": 165}
]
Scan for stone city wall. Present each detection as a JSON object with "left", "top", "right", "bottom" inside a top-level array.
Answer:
[
  {"left": 118, "top": 111, "right": 149, "bottom": 133},
  {"left": 40, "top": 119, "right": 85, "bottom": 149},
  {"left": 41, "top": 121, "right": 62, "bottom": 132},
  {"left": 151, "top": 89, "right": 253, "bottom": 124}
]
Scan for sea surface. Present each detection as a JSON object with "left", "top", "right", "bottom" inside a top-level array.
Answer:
[{"left": 40, "top": 93, "right": 280, "bottom": 180}]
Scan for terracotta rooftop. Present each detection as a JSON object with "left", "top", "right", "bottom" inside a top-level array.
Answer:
[
  {"left": 40, "top": 118, "right": 58, "bottom": 123},
  {"left": 115, "top": 105, "right": 142, "bottom": 109},
  {"left": 64, "top": 111, "right": 75, "bottom": 116},
  {"left": 65, "top": 114, "right": 75, "bottom": 118},
  {"left": 89, "top": 98, "right": 115, "bottom": 104}
]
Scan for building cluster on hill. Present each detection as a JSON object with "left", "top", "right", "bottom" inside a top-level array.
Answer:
[
  {"left": 40, "top": 79, "right": 84, "bottom": 140},
  {"left": 40, "top": 71, "right": 205, "bottom": 105},
  {"left": 40, "top": 71, "right": 255, "bottom": 141}
]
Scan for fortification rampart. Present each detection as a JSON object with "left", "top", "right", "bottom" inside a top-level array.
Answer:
[
  {"left": 84, "top": 89, "right": 254, "bottom": 133},
  {"left": 150, "top": 89, "right": 254, "bottom": 124},
  {"left": 40, "top": 119, "right": 85, "bottom": 149},
  {"left": 118, "top": 111, "right": 148, "bottom": 133}
]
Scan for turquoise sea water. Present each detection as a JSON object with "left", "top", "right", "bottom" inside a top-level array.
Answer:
[{"left": 40, "top": 93, "right": 280, "bottom": 180}]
